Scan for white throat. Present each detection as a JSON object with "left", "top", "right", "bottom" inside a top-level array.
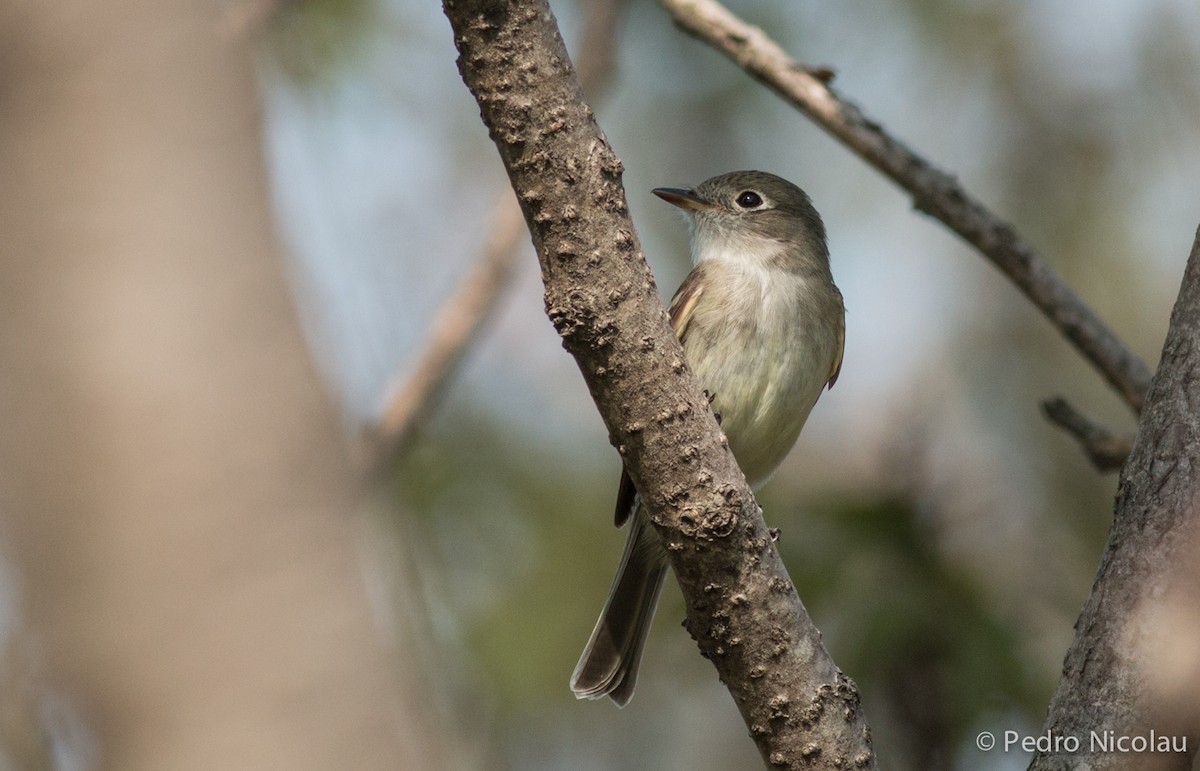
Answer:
[
  {"left": 689, "top": 224, "right": 787, "bottom": 270},
  {"left": 689, "top": 224, "right": 810, "bottom": 307}
]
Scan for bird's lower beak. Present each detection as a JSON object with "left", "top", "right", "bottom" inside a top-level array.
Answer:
[{"left": 652, "top": 186, "right": 716, "bottom": 212}]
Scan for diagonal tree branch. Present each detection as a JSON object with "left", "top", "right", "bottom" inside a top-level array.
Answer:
[
  {"left": 657, "top": 0, "right": 1153, "bottom": 414},
  {"left": 441, "top": 1, "right": 875, "bottom": 767},
  {"left": 1030, "top": 227, "right": 1200, "bottom": 770},
  {"left": 370, "top": 0, "right": 630, "bottom": 464}
]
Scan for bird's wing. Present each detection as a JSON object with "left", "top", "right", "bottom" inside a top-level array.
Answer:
[
  {"left": 613, "top": 267, "right": 705, "bottom": 528},
  {"left": 827, "top": 316, "right": 845, "bottom": 389},
  {"left": 667, "top": 267, "right": 704, "bottom": 342},
  {"left": 613, "top": 469, "right": 637, "bottom": 527}
]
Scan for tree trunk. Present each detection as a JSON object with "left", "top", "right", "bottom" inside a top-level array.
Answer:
[
  {"left": 1030, "top": 230, "right": 1200, "bottom": 770},
  {"left": 0, "top": 2, "right": 440, "bottom": 768}
]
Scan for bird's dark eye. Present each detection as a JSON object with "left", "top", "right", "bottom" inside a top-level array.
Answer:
[{"left": 735, "top": 190, "right": 763, "bottom": 209}]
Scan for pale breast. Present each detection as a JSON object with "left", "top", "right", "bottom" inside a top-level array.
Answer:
[{"left": 681, "top": 261, "right": 842, "bottom": 487}]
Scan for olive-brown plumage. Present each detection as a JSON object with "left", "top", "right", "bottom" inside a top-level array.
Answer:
[{"left": 570, "top": 171, "right": 845, "bottom": 706}]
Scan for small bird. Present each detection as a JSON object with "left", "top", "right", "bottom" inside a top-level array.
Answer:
[{"left": 569, "top": 170, "right": 845, "bottom": 707}]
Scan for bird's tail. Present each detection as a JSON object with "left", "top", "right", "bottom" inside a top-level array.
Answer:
[{"left": 569, "top": 514, "right": 668, "bottom": 707}]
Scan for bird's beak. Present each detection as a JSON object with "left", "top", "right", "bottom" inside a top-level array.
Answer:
[{"left": 652, "top": 186, "right": 716, "bottom": 212}]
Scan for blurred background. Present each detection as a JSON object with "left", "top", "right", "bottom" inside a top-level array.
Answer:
[{"left": 2, "top": 0, "right": 1199, "bottom": 769}]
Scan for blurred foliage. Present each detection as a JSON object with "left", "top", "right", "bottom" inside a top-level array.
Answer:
[
  {"left": 394, "top": 406, "right": 1060, "bottom": 769},
  {"left": 263, "top": 0, "right": 379, "bottom": 85},
  {"left": 393, "top": 406, "right": 620, "bottom": 711},
  {"left": 780, "top": 493, "right": 1043, "bottom": 769}
]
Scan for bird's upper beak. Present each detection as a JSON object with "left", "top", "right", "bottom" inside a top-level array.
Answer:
[{"left": 652, "top": 186, "right": 716, "bottom": 212}]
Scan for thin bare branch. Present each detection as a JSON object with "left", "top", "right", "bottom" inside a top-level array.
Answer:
[
  {"left": 575, "top": 0, "right": 630, "bottom": 98},
  {"left": 657, "top": 0, "right": 1153, "bottom": 414},
  {"left": 373, "top": 195, "right": 525, "bottom": 459},
  {"left": 1042, "top": 397, "right": 1133, "bottom": 473}
]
